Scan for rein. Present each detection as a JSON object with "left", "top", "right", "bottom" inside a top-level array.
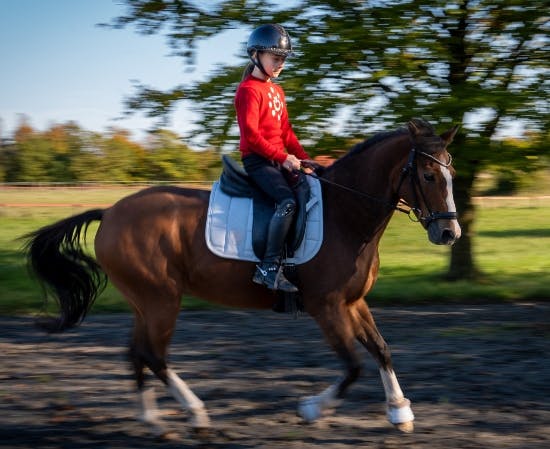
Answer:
[{"left": 303, "top": 147, "right": 456, "bottom": 224}]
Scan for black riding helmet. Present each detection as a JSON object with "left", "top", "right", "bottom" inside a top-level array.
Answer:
[{"left": 247, "top": 24, "right": 293, "bottom": 77}]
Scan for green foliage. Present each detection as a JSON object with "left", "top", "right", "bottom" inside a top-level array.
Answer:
[
  {"left": 0, "top": 122, "right": 222, "bottom": 183},
  {"left": 110, "top": 1, "right": 548, "bottom": 157},
  {"left": 144, "top": 130, "right": 221, "bottom": 181}
]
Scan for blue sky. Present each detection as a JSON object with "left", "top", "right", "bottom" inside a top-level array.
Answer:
[{"left": 0, "top": 0, "right": 246, "bottom": 141}]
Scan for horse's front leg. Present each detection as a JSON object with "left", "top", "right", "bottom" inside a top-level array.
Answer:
[
  {"left": 298, "top": 302, "right": 362, "bottom": 422},
  {"left": 353, "top": 301, "right": 414, "bottom": 432}
]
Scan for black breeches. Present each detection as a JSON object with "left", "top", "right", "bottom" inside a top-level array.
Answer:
[
  {"left": 242, "top": 154, "right": 296, "bottom": 206},
  {"left": 243, "top": 154, "right": 297, "bottom": 262}
]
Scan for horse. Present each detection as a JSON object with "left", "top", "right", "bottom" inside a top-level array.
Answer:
[{"left": 24, "top": 118, "right": 460, "bottom": 438}]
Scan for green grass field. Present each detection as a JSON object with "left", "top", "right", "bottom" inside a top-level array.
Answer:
[{"left": 1, "top": 186, "right": 549, "bottom": 315}]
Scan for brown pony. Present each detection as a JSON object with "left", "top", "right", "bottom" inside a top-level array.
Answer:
[{"left": 25, "top": 118, "right": 460, "bottom": 437}]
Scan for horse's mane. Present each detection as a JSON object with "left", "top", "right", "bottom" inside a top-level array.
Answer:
[
  {"left": 322, "top": 128, "right": 408, "bottom": 173},
  {"left": 347, "top": 128, "right": 408, "bottom": 157}
]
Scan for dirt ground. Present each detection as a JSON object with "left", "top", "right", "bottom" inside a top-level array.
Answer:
[{"left": 1, "top": 302, "right": 549, "bottom": 449}]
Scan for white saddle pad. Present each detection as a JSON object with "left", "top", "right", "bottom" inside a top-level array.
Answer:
[{"left": 205, "top": 176, "right": 323, "bottom": 264}]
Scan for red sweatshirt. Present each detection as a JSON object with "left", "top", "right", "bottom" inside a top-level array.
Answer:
[{"left": 235, "top": 75, "right": 309, "bottom": 164}]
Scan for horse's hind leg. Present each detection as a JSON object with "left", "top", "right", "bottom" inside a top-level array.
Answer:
[
  {"left": 129, "top": 313, "right": 172, "bottom": 437},
  {"left": 298, "top": 301, "right": 362, "bottom": 422},
  {"left": 129, "top": 317, "right": 167, "bottom": 437},
  {"left": 127, "top": 293, "right": 210, "bottom": 437},
  {"left": 352, "top": 301, "right": 414, "bottom": 432}
]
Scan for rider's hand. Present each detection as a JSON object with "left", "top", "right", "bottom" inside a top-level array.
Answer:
[
  {"left": 300, "top": 159, "right": 322, "bottom": 171},
  {"left": 282, "top": 154, "right": 301, "bottom": 171}
]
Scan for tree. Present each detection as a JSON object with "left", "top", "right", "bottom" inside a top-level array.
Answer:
[
  {"left": 143, "top": 129, "right": 221, "bottom": 181},
  {"left": 109, "top": 0, "right": 549, "bottom": 279},
  {"left": 8, "top": 121, "right": 80, "bottom": 183},
  {"left": 0, "top": 120, "right": 221, "bottom": 184}
]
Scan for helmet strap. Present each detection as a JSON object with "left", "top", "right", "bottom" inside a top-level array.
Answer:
[{"left": 250, "top": 51, "right": 270, "bottom": 78}]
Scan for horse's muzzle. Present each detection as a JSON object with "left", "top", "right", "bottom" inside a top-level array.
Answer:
[{"left": 428, "top": 219, "right": 461, "bottom": 245}]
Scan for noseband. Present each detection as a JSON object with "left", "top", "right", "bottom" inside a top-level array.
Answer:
[
  {"left": 395, "top": 147, "right": 457, "bottom": 226},
  {"left": 304, "top": 146, "right": 457, "bottom": 225}
]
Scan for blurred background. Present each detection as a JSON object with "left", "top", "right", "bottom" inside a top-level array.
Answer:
[{"left": 1, "top": 0, "right": 549, "bottom": 310}]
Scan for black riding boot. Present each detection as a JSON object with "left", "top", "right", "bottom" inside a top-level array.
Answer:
[{"left": 253, "top": 200, "right": 298, "bottom": 293}]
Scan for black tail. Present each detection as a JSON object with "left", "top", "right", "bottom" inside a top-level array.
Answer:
[{"left": 23, "top": 209, "right": 107, "bottom": 332}]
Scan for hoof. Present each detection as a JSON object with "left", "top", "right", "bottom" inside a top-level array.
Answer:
[
  {"left": 140, "top": 415, "right": 169, "bottom": 440},
  {"left": 387, "top": 405, "right": 414, "bottom": 422},
  {"left": 192, "top": 426, "right": 212, "bottom": 440},
  {"left": 297, "top": 398, "right": 322, "bottom": 423},
  {"left": 387, "top": 400, "right": 414, "bottom": 433},
  {"left": 190, "top": 411, "right": 211, "bottom": 431},
  {"left": 395, "top": 421, "right": 414, "bottom": 433},
  {"left": 156, "top": 431, "right": 179, "bottom": 442}
]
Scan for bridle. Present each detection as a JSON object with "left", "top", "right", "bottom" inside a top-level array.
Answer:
[
  {"left": 304, "top": 146, "right": 457, "bottom": 226},
  {"left": 394, "top": 147, "right": 457, "bottom": 226}
]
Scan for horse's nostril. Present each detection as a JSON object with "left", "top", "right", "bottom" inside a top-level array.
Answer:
[{"left": 441, "top": 229, "right": 455, "bottom": 243}]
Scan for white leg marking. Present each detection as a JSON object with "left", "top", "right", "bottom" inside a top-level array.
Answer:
[
  {"left": 441, "top": 166, "right": 462, "bottom": 238},
  {"left": 380, "top": 368, "right": 405, "bottom": 404},
  {"left": 379, "top": 369, "right": 414, "bottom": 425},
  {"left": 138, "top": 387, "right": 167, "bottom": 437},
  {"left": 166, "top": 369, "right": 210, "bottom": 428},
  {"left": 298, "top": 383, "right": 342, "bottom": 423}
]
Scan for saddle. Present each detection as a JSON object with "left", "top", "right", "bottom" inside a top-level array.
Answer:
[{"left": 218, "top": 155, "right": 311, "bottom": 259}]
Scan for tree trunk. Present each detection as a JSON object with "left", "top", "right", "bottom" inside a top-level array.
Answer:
[
  {"left": 446, "top": 134, "right": 481, "bottom": 280},
  {"left": 447, "top": 191, "right": 478, "bottom": 280}
]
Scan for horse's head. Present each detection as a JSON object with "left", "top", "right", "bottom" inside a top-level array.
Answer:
[{"left": 400, "top": 118, "right": 461, "bottom": 245}]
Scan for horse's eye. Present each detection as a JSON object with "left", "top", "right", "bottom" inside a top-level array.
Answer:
[{"left": 424, "top": 173, "right": 435, "bottom": 182}]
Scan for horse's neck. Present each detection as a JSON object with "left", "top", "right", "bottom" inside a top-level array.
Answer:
[
  {"left": 324, "top": 136, "right": 409, "bottom": 245},
  {"left": 333, "top": 137, "right": 407, "bottom": 189}
]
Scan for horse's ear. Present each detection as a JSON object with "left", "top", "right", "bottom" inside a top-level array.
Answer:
[
  {"left": 440, "top": 125, "right": 460, "bottom": 145},
  {"left": 407, "top": 119, "right": 421, "bottom": 137}
]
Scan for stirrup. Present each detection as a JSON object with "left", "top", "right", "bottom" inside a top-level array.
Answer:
[{"left": 253, "top": 264, "right": 298, "bottom": 293}]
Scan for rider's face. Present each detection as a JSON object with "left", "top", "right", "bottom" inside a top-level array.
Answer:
[{"left": 257, "top": 52, "right": 286, "bottom": 78}]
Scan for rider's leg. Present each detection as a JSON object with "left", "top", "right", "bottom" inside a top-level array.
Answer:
[{"left": 243, "top": 154, "right": 299, "bottom": 292}]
